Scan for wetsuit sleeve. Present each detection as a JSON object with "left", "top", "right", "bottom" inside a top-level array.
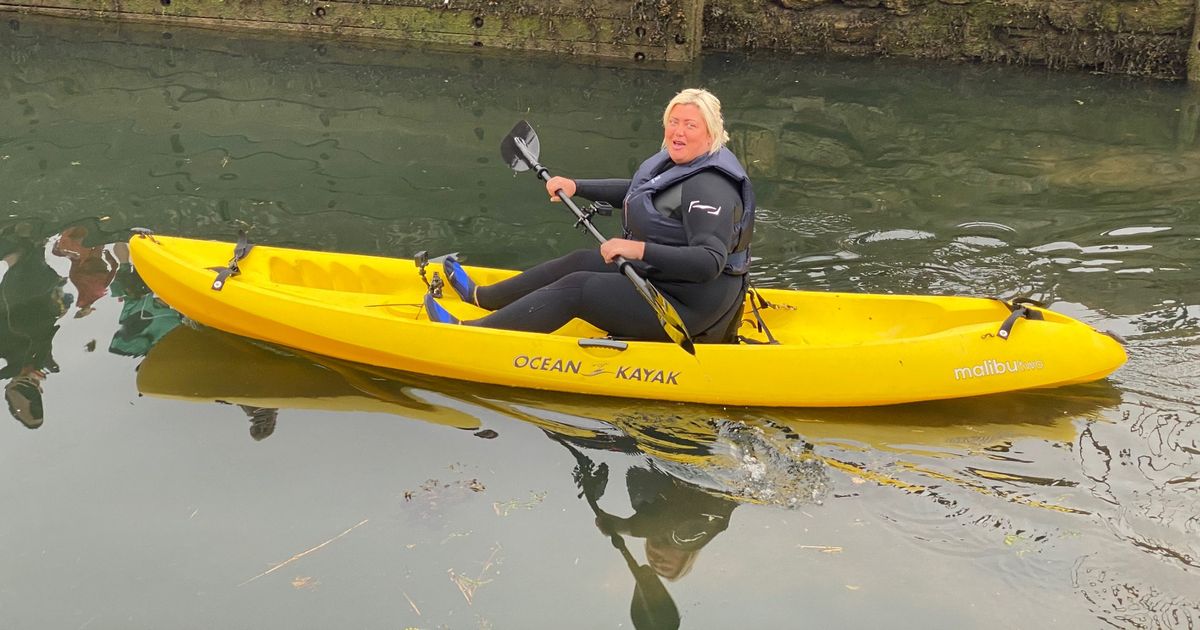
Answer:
[
  {"left": 642, "top": 171, "right": 740, "bottom": 282},
  {"left": 574, "top": 179, "right": 631, "bottom": 207}
]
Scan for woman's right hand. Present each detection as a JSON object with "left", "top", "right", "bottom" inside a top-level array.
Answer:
[{"left": 545, "top": 176, "right": 576, "bottom": 201}]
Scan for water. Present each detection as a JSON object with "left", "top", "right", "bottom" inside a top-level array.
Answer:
[{"left": 2, "top": 15, "right": 1198, "bottom": 629}]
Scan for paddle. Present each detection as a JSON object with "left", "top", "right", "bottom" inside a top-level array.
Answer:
[
  {"left": 500, "top": 120, "right": 695, "bottom": 355},
  {"left": 551, "top": 433, "right": 682, "bottom": 630}
]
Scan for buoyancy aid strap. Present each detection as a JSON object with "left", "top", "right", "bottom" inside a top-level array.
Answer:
[
  {"left": 741, "top": 283, "right": 780, "bottom": 345},
  {"left": 990, "top": 297, "right": 1045, "bottom": 340},
  {"left": 208, "top": 230, "right": 254, "bottom": 292}
]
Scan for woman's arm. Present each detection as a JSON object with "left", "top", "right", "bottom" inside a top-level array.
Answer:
[
  {"left": 574, "top": 179, "right": 631, "bottom": 206},
  {"left": 545, "top": 176, "right": 631, "bottom": 207}
]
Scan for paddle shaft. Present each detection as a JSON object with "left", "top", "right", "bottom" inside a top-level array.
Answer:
[
  {"left": 512, "top": 137, "right": 694, "bottom": 354},
  {"left": 556, "top": 438, "right": 650, "bottom": 571},
  {"left": 551, "top": 434, "right": 682, "bottom": 629},
  {"left": 541, "top": 173, "right": 641, "bottom": 283}
]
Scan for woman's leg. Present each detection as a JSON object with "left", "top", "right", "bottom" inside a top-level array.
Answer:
[
  {"left": 474, "top": 248, "right": 611, "bottom": 311},
  {"left": 469, "top": 270, "right": 671, "bottom": 339}
]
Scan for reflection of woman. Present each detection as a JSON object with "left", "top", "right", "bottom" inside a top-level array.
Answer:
[
  {"left": 596, "top": 465, "right": 736, "bottom": 581},
  {"left": 431, "top": 88, "right": 755, "bottom": 343}
]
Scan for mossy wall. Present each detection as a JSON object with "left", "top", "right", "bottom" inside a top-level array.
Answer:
[
  {"left": 705, "top": 0, "right": 1195, "bottom": 79},
  {"left": 0, "top": 0, "right": 1196, "bottom": 79},
  {"left": 0, "top": 0, "right": 704, "bottom": 62}
]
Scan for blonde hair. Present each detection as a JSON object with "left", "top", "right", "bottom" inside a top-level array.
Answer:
[
  {"left": 645, "top": 538, "right": 700, "bottom": 582},
  {"left": 660, "top": 88, "right": 729, "bottom": 155}
]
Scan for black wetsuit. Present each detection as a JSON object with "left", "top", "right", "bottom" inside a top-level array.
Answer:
[{"left": 470, "top": 164, "right": 748, "bottom": 342}]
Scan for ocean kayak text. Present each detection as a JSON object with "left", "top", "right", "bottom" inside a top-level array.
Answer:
[{"left": 512, "top": 355, "right": 680, "bottom": 385}]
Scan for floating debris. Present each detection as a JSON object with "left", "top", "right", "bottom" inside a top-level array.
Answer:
[
  {"left": 448, "top": 545, "right": 503, "bottom": 605},
  {"left": 796, "top": 545, "right": 844, "bottom": 554},
  {"left": 441, "top": 530, "right": 472, "bottom": 544},
  {"left": 290, "top": 576, "right": 319, "bottom": 590},
  {"left": 493, "top": 492, "right": 547, "bottom": 516},
  {"left": 403, "top": 477, "right": 489, "bottom": 518},
  {"left": 402, "top": 590, "right": 421, "bottom": 616},
  {"left": 239, "top": 518, "right": 368, "bottom": 586}
]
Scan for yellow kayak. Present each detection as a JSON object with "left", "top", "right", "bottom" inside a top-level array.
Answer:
[{"left": 128, "top": 233, "right": 1126, "bottom": 407}]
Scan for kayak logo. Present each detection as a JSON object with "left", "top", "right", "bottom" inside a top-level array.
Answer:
[
  {"left": 614, "top": 366, "right": 679, "bottom": 385},
  {"left": 511, "top": 355, "right": 680, "bottom": 386},
  {"left": 513, "top": 355, "right": 582, "bottom": 374},
  {"left": 953, "top": 359, "right": 1045, "bottom": 381}
]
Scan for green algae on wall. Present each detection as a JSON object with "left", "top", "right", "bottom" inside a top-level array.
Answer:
[
  {"left": 1, "top": 0, "right": 1197, "bottom": 79},
  {"left": 0, "top": 0, "right": 705, "bottom": 62},
  {"left": 704, "top": 0, "right": 1194, "bottom": 80}
]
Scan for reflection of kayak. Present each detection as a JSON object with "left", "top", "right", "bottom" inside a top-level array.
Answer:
[
  {"left": 139, "top": 326, "right": 1119, "bottom": 510},
  {"left": 137, "top": 324, "right": 483, "bottom": 431},
  {"left": 140, "top": 326, "right": 1116, "bottom": 453},
  {"left": 129, "top": 234, "right": 1126, "bottom": 407}
]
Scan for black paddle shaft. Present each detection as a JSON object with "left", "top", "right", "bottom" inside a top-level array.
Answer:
[
  {"left": 510, "top": 136, "right": 696, "bottom": 354},
  {"left": 515, "top": 140, "right": 631, "bottom": 263},
  {"left": 552, "top": 435, "right": 682, "bottom": 630}
]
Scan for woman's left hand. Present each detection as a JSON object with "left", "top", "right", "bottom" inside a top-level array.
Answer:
[{"left": 600, "top": 238, "right": 645, "bottom": 263}]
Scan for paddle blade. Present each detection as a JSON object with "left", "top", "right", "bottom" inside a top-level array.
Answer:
[
  {"left": 632, "top": 275, "right": 695, "bottom": 355},
  {"left": 630, "top": 564, "right": 681, "bottom": 630},
  {"left": 500, "top": 120, "right": 540, "bottom": 172}
]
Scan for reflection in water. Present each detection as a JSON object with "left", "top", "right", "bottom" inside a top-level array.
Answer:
[
  {"left": 139, "top": 325, "right": 835, "bottom": 628},
  {"left": 138, "top": 325, "right": 1149, "bottom": 627},
  {"left": 106, "top": 242, "right": 183, "bottom": 358},
  {"left": 1072, "top": 395, "right": 1200, "bottom": 626},
  {"left": 0, "top": 220, "right": 69, "bottom": 428},
  {"left": 132, "top": 296, "right": 1196, "bottom": 625},
  {"left": 558, "top": 439, "right": 687, "bottom": 630},
  {"left": 133, "top": 323, "right": 1200, "bottom": 625},
  {"left": 239, "top": 404, "right": 278, "bottom": 442},
  {"left": 137, "top": 323, "right": 485, "bottom": 438},
  {"left": 140, "top": 324, "right": 1092, "bottom": 505},
  {"left": 0, "top": 221, "right": 180, "bottom": 428},
  {"left": 50, "top": 222, "right": 118, "bottom": 319},
  {"left": 603, "top": 464, "right": 736, "bottom": 582}
]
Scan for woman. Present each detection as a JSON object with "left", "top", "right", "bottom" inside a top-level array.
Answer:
[{"left": 428, "top": 88, "right": 755, "bottom": 344}]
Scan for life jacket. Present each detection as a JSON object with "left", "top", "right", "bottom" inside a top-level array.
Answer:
[{"left": 622, "top": 148, "right": 756, "bottom": 275}]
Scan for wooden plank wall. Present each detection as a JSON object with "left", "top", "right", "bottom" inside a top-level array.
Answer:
[{"left": 0, "top": 0, "right": 705, "bottom": 62}]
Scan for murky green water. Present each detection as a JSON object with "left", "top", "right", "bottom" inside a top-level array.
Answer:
[{"left": 2, "top": 15, "right": 1198, "bottom": 629}]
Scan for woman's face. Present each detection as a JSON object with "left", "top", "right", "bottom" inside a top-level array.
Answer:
[{"left": 664, "top": 103, "right": 712, "bottom": 164}]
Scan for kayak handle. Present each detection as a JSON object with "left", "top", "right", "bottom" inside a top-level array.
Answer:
[{"left": 578, "top": 338, "right": 629, "bottom": 351}]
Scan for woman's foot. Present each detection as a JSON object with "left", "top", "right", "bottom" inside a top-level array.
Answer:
[
  {"left": 443, "top": 255, "right": 478, "bottom": 305},
  {"left": 423, "top": 293, "right": 460, "bottom": 325}
]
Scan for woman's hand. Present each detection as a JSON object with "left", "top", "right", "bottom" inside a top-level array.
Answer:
[
  {"left": 545, "top": 176, "right": 576, "bottom": 201},
  {"left": 600, "top": 238, "right": 645, "bottom": 263}
]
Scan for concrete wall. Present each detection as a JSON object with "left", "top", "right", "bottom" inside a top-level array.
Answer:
[
  {"left": 706, "top": 0, "right": 1195, "bottom": 80},
  {"left": 0, "top": 0, "right": 704, "bottom": 62},
  {"left": 0, "top": 0, "right": 1196, "bottom": 79}
]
